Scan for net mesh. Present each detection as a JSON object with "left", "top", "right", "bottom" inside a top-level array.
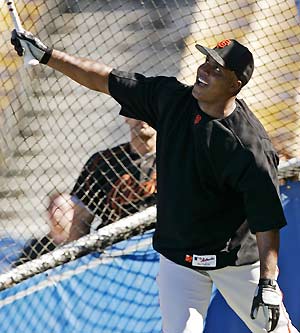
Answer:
[
  {"left": 0, "top": 206, "right": 156, "bottom": 290},
  {"left": 0, "top": 1, "right": 299, "bottom": 328}
]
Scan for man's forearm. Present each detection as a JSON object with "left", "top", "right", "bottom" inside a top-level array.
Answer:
[
  {"left": 256, "top": 229, "right": 280, "bottom": 280},
  {"left": 48, "top": 49, "right": 113, "bottom": 94}
]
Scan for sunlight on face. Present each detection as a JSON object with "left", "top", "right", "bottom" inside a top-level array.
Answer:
[{"left": 192, "top": 56, "right": 241, "bottom": 103}]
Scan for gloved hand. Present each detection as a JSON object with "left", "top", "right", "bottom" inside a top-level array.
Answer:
[
  {"left": 11, "top": 29, "right": 53, "bottom": 64},
  {"left": 250, "top": 278, "right": 282, "bottom": 332}
]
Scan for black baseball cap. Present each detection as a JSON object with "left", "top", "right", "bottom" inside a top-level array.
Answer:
[{"left": 195, "top": 39, "right": 254, "bottom": 87}]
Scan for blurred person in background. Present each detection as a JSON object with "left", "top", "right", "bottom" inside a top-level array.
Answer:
[
  {"left": 57, "top": 117, "right": 157, "bottom": 242},
  {"left": 14, "top": 117, "right": 156, "bottom": 264}
]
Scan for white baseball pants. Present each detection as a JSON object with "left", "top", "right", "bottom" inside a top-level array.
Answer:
[{"left": 157, "top": 255, "right": 298, "bottom": 333}]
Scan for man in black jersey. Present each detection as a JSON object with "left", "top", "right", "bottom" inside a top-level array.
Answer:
[{"left": 11, "top": 31, "right": 299, "bottom": 333}]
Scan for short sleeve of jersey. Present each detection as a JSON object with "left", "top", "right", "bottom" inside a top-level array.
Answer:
[
  {"left": 108, "top": 69, "right": 177, "bottom": 129},
  {"left": 203, "top": 121, "right": 287, "bottom": 233}
]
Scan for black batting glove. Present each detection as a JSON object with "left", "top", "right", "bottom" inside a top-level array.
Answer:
[
  {"left": 11, "top": 29, "right": 53, "bottom": 64},
  {"left": 250, "top": 278, "right": 282, "bottom": 332}
]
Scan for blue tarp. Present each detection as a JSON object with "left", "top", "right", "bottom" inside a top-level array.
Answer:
[
  {"left": 0, "top": 181, "right": 299, "bottom": 332},
  {"left": 296, "top": 0, "right": 300, "bottom": 16},
  {"left": 0, "top": 232, "right": 161, "bottom": 333}
]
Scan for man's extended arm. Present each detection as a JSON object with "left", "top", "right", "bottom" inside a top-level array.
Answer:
[
  {"left": 11, "top": 29, "right": 113, "bottom": 95},
  {"left": 48, "top": 49, "right": 112, "bottom": 94}
]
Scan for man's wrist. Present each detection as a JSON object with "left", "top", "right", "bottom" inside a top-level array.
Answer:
[
  {"left": 40, "top": 47, "right": 53, "bottom": 64},
  {"left": 259, "top": 278, "right": 277, "bottom": 287}
]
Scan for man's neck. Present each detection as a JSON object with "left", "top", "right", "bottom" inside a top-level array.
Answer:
[
  {"left": 129, "top": 137, "right": 156, "bottom": 156},
  {"left": 198, "top": 97, "right": 237, "bottom": 119}
]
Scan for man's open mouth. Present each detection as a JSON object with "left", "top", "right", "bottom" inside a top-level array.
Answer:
[{"left": 197, "top": 77, "right": 208, "bottom": 86}]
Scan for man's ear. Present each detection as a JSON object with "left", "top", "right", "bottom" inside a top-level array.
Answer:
[{"left": 231, "top": 79, "right": 242, "bottom": 94}]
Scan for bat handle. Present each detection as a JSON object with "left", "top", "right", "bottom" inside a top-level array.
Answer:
[{"left": 6, "top": 0, "right": 39, "bottom": 66}]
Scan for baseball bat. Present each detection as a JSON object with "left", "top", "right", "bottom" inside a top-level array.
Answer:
[{"left": 6, "top": 0, "right": 39, "bottom": 66}]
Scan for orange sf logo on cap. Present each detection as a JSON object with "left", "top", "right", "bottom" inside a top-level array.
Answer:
[{"left": 217, "top": 39, "right": 231, "bottom": 48}]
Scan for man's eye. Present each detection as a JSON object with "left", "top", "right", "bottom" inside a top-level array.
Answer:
[{"left": 214, "top": 66, "right": 221, "bottom": 72}]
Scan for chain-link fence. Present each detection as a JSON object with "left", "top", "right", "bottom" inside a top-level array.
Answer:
[{"left": 0, "top": 0, "right": 299, "bottom": 276}]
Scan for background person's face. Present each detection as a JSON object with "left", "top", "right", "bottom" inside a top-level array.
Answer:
[{"left": 125, "top": 118, "right": 156, "bottom": 141}]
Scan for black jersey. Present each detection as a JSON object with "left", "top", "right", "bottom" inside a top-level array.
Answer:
[
  {"left": 71, "top": 142, "right": 156, "bottom": 226},
  {"left": 13, "top": 236, "right": 57, "bottom": 266},
  {"left": 109, "top": 69, "right": 287, "bottom": 271}
]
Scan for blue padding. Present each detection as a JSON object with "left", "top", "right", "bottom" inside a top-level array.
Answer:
[
  {"left": 0, "top": 231, "right": 161, "bottom": 333},
  {"left": 296, "top": 0, "right": 300, "bottom": 16},
  {"left": 278, "top": 181, "right": 300, "bottom": 329}
]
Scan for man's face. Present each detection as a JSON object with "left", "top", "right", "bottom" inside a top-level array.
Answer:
[
  {"left": 125, "top": 118, "right": 156, "bottom": 141},
  {"left": 192, "top": 56, "right": 241, "bottom": 103}
]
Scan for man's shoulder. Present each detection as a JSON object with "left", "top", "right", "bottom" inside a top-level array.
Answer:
[
  {"left": 214, "top": 100, "right": 278, "bottom": 164},
  {"left": 235, "top": 99, "right": 270, "bottom": 137},
  {"left": 220, "top": 99, "right": 273, "bottom": 146},
  {"left": 201, "top": 101, "right": 273, "bottom": 154},
  {"left": 110, "top": 69, "right": 189, "bottom": 92}
]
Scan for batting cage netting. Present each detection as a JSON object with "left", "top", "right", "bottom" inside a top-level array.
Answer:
[{"left": 0, "top": 1, "right": 300, "bottom": 332}]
